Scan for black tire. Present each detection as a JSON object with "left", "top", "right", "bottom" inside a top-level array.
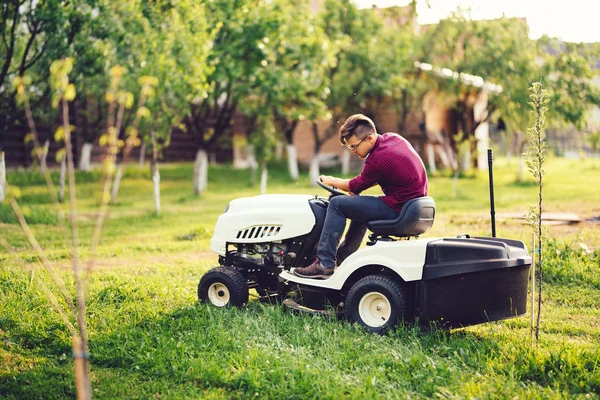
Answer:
[
  {"left": 198, "top": 267, "right": 248, "bottom": 307},
  {"left": 344, "top": 275, "right": 407, "bottom": 334}
]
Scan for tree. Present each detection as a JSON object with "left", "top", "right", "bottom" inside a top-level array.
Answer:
[
  {"left": 524, "top": 82, "right": 549, "bottom": 342},
  {"left": 185, "top": 0, "right": 269, "bottom": 196},
  {"left": 240, "top": 0, "right": 337, "bottom": 190},
  {"left": 420, "top": 13, "right": 537, "bottom": 169},
  {"left": 376, "top": 5, "right": 430, "bottom": 136},
  {"left": 1, "top": 1, "right": 110, "bottom": 172},
  {"left": 268, "top": 0, "right": 336, "bottom": 182},
  {"left": 421, "top": 11, "right": 600, "bottom": 171},
  {"left": 589, "top": 130, "right": 600, "bottom": 165},
  {"left": 93, "top": 0, "right": 214, "bottom": 207},
  {"left": 538, "top": 38, "right": 600, "bottom": 130},
  {"left": 307, "top": 0, "right": 383, "bottom": 184}
]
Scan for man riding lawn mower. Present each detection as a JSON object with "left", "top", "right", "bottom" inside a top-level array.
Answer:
[{"left": 198, "top": 115, "right": 531, "bottom": 333}]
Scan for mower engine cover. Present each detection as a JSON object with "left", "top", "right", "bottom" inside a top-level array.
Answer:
[{"left": 210, "top": 194, "right": 317, "bottom": 255}]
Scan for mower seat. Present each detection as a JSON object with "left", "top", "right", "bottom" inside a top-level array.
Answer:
[{"left": 367, "top": 196, "right": 435, "bottom": 237}]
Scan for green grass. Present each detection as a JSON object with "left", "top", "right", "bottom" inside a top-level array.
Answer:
[{"left": 1, "top": 157, "right": 599, "bottom": 399}]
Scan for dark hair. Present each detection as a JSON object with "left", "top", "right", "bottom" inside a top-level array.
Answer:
[{"left": 339, "top": 114, "right": 377, "bottom": 145}]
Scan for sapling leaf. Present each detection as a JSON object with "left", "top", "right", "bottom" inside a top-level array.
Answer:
[
  {"left": 55, "top": 148, "right": 66, "bottom": 163},
  {"left": 65, "top": 84, "right": 76, "bottom": 101}
]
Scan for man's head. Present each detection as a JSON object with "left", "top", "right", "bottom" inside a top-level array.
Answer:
[{"left": 339, "top": 114, "right": 378, "bottom": 159}]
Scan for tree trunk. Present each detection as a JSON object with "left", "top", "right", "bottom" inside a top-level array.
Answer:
[
  {"left": 247, "top": 145, "right": 258, "bottom": 186},
  {"left": 152, "top": 162, "right": 160, "bottom": 214},
  {"left": 40, "top": 139, "right": 50, "bottom": 173},
  {"left": 436, "top": 145, "right": 451, "bottom": 169},
  {"left": 341, "top": 148, "right": 350, "bottom": 176},
  {"left": 310, "top": 122, "right": 323, "bottom": 187},
  {"left": 309, "top": 156, "right": 320, "bottom": 187},
  {"left": 193, "top": 149, "right": 208, "bottom": 195},
  {"left": 518, "top": 154, "right": 525, "bottom": 182},
  {"left": 151, "top": 132, "right": 160, "bottom": 215},
  {"left": 286, "top": 143, "right": 299, "bottom": 181},
  {"left": 111, "top": 162, "right": 123, "bottom": 204},
  {"left": 0, "top": 151, "right": 5, "bottom": 202},
  {"left": 78, "top": 142, "right": 93, "bottom": 172},
  {"left": 59, "top": 157, "right": 67, "bottom": 202},
  {"left": 138, "top": 142, "right": 146, "bottom": 167},
  {"left": 275, "top": 141, "right": 283, "bottom": 161},
  {"left": 426, "top": 143, "right": 437, "bottom": 174},
  {"left": 260, "top": 162, "right": 268, "bottom": 194},
  {"left": 452, "top": 169, "right": 459, "bottom": 198},
  {"left": 232, "top": 133, "right": 247, "bottom": 168},
  {"left": 462, "top": 148, "right": 471, "bottom": 172}
]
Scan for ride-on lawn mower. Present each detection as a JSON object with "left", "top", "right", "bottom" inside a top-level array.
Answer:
[{"left": 199, "top": 174, "right": 531, "bottom": 333}]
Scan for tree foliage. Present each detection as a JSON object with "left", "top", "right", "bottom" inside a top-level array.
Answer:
[
  {"left": 2, "top": 0, "right": 599, "bottom": 173},
  {"left": 240, "top": 0, "right": 337, "bottom": 165}
]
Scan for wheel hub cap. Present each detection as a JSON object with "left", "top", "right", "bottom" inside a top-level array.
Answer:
[
  {"left": 208, "top": 282, "right": 230, "bottom": 307},
  {"left": 358, "top": 291, "right": 391, "bottom": 327}
]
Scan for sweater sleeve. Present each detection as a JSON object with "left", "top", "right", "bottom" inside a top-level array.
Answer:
[{"left": 348, "top": 158, "right": 381, "bottom": 194}]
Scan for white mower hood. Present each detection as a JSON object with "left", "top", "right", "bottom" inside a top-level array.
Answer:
[{"left": 210, "top": 194, "right": 317, "bottom": 255}]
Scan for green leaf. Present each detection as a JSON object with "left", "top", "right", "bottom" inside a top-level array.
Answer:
[
  {"left": 64, "top": 84, "right": 76, "bottom": 101},
  {"left": 55, "top": 148, "right": 66, "bottom": 163}
]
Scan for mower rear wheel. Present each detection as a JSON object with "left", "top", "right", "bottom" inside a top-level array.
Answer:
[
  {"left": 345, "top": 275, "right": 406, "bottom": 333},
  {"left": 198, "top": 267, "right": 248, "bottom": 307}
]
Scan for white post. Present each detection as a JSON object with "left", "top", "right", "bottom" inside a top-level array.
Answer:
[
  {"left": 341, "top": 147, "right": 350, "bottom": 176},
  {"left": 79, "top": 142, "right": 93, "bottom": 171},
  {"left": 309, "top": 156, "right": 320, "bottom": 187},
  {"left": 286, "top": 143, "right": 299, "bottom": 181},
  {"left": 0, "top": 151, "right": 5, "bottom": 202},
  {"left": 260, "top": 163, "right": 268, "bottom": 194}
]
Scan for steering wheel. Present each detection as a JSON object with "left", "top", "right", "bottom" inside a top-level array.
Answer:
[{"left": 317, "top": 178, "right": 348, "bottom": 197}]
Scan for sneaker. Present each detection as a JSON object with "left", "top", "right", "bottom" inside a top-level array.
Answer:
[{"left": 293, "top": 260, "right": 334, "bottom": 279}]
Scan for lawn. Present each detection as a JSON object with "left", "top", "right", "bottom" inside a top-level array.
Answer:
[{"left": 1, "top": 156, "right": 599, "bottom": 399}]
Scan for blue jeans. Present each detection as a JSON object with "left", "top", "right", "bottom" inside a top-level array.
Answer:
[{"left": 317, "top": 195, "right": 398, "bottom": 269}]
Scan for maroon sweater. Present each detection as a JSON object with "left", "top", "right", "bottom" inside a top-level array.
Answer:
[{"left": 348, "top": 133, "right": 428, "bottom": 212}]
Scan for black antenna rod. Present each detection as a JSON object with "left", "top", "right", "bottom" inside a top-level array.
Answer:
[{"left": 488, "top": 149, "right": 496, "bottom": 237}]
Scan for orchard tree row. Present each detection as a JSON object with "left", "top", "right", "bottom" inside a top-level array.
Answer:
[{"left": 1, "top": 0, "right": 599, "bottom": 197}]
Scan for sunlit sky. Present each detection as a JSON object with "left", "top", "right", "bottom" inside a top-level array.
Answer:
[{"left": 353, "top": 0, "right": 599, "bottom": 43}]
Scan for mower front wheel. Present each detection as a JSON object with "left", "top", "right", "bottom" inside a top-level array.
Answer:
[
  {"left": 345, "top": 275, "right": 407, "bottom": 333},
  {"left": 198, "top": 266, "right": 248, "bottom": 307}
]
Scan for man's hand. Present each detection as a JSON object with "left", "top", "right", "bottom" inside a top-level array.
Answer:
[
  {"left": 319, "top": 175, "right": 352, "bottom": 193},
  {"left": 319, "top": 175, "right": 336, "bottom": 187}
]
